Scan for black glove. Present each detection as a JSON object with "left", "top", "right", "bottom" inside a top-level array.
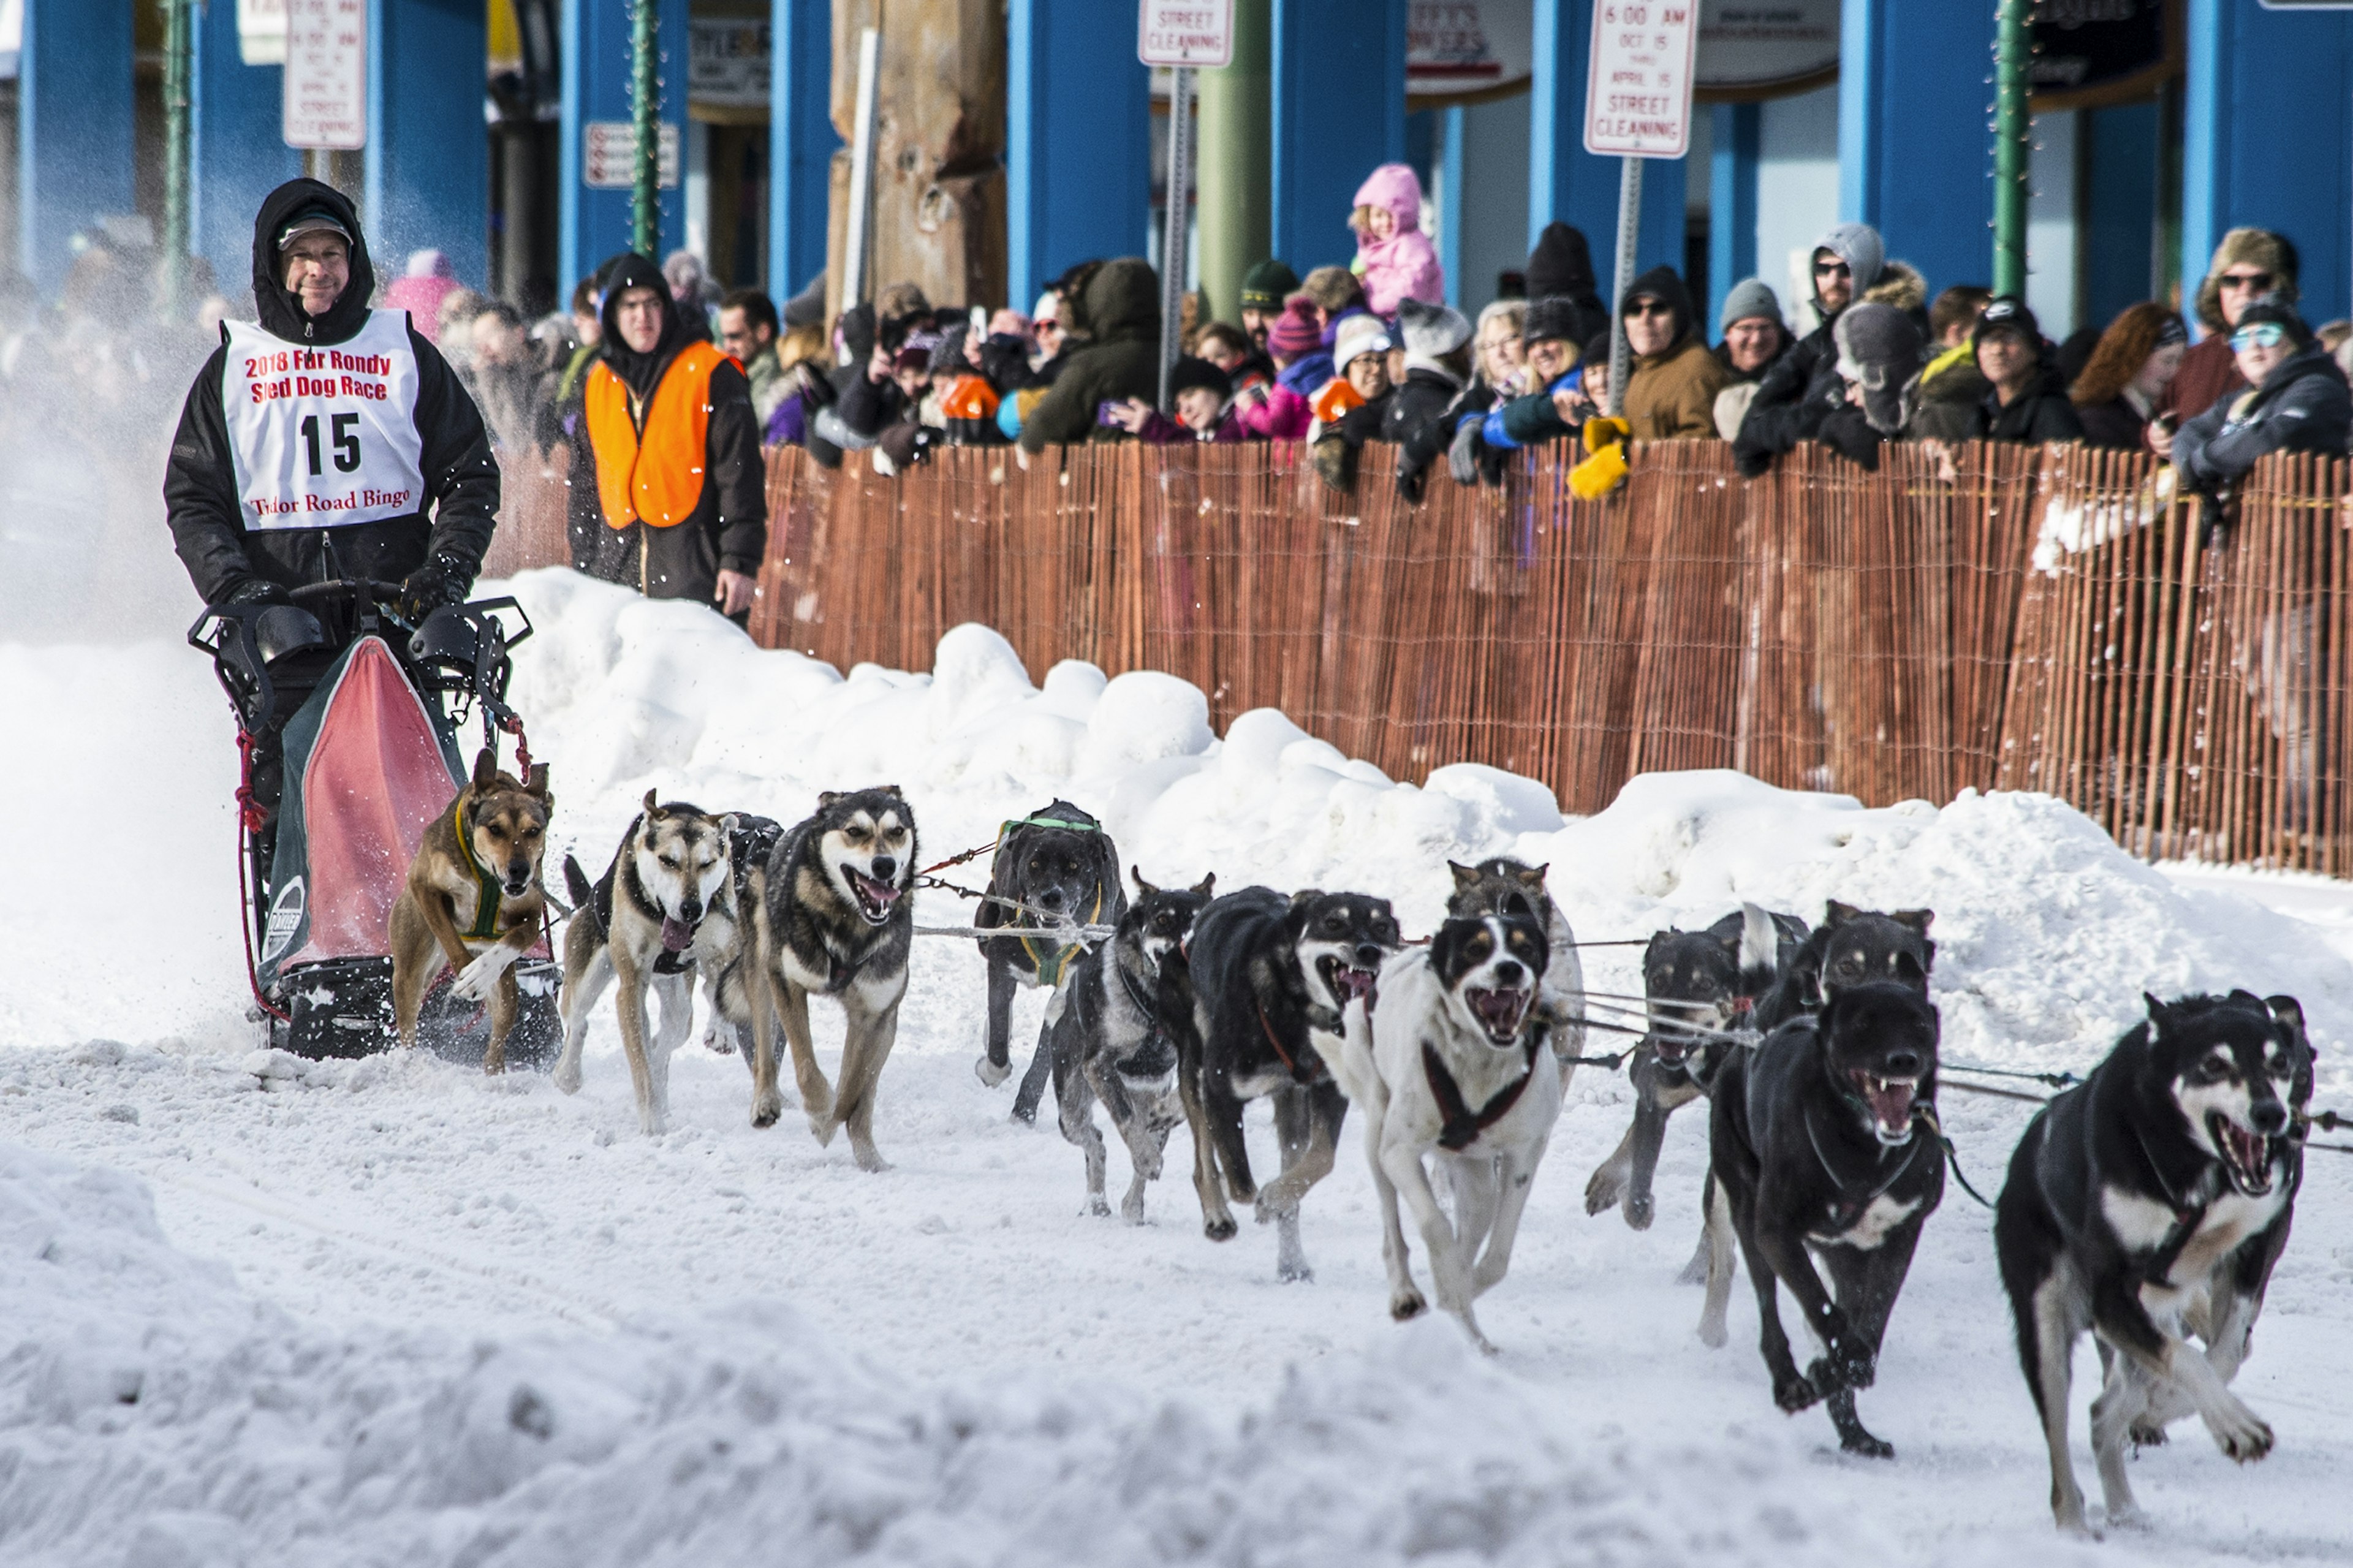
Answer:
[
  {"left": 396, "top": 555, "right": 470, "bottom": 621},
  {"left": 1448, "top": 419, "right": 1483, "bottom": 487},
  {"left": 222, "top": 576, "right": 290, "bottom": 608}
]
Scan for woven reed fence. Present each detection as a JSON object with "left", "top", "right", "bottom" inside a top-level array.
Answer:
[{"left": 482, "top": 439, "right": 2353, "bottom": 874}]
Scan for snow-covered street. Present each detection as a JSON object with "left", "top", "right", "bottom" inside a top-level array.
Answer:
[{"left": 7, "top": 569, "right": 2353, "bottom": 1566}]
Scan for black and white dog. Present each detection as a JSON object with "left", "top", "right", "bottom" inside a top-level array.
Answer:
[
  {"left": 1752, "top": 900, "right": 1936, "bottom": 1032},
  {"left": 972, "top": 801, "right": 1126, "bottom": 1124},
  {"left": 1444, "top": 858, "right": 1586, "bottom": 1076},
  {"left": 1702, "top": 980, "right": 1945, "bottom": 1458},
  {"left": 1336, "top": 909, "right": 1561, "bottom": 1352},
  {"left": 1995, "top": 990, "right": 2311, "bottom": 1535},
  {"left": 1585, "top": 904, "right": 1805, "bottom": 1231},
  {"left": 1046, "top": 870, "right": 1215, "bottom": 1222},
  {"left": 745, "top": 786, "right": 918, "bottom": 1171},
  {"left": 1180, "top": 885, "right": 1401, "bottom": 1279}
]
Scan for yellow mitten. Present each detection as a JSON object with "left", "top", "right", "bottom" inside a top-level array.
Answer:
[
  {"left": 1568, "top": 439, "right": 1629, "bottom": 500},
  {"left": 1582, "top": 415, "right": 1632, "bottom": 452}
]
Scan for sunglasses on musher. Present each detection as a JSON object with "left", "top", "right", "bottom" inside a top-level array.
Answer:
[{"left": 2230, "top": 324, "right": 2286, "bottom": 352}]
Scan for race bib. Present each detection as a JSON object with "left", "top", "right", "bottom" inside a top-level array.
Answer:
[{"left": 222, "top": 309, "right": 428, "bottom": 531}]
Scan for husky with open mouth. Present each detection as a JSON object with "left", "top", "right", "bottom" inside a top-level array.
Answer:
[
  {"left": 1180, "top": 886, "right": 1401, "bottom": 1279},
  {"left": 1702, "top": 979, "right": 1945, "bottom": 1457},
  {"left": 1995, "top": 990, "right": 2311, "bottom": 1536},
  {"left": 745, "top": 786, "right": 918, "bottom": 1170},
  {"left": 553, "top": 791, "right": 740, "bottom": 1135},
  {"left": 1334, "top": 909, "right": 1561, "bottom": 1353}
]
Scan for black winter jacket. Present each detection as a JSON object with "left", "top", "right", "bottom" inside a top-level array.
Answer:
[
  {"left": 2174, "top": 343, "right": 2353, "bottom": 492},
  {"left": 1382, "top": 365, "right": 1468, "bottom": 499},
  {"left": 1018, "top": 259, "right": 1162, "bottom": 453},
  {"left": 164, "top": 179, "right": 499, "bottom": 604},
  {"left": 1732, "top": 314, "right": 1841, "bottom": 477},
  {"left": 1968, "top": 361, "right": 2085, "bottom": 444}
]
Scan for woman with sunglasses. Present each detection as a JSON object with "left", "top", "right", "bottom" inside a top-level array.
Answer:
[{"left": 2171, "top": 295, "right": 2352, "bottom": 497}]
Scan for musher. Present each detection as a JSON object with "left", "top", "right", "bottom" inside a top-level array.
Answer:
[{"left": 164, "top": 178, "right": 500, "bottom": 852}]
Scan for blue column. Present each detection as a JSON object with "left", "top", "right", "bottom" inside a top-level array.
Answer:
[
  {"left": 192, "top": 5, "right": 303, "bottom": 301},
  {"left": 1527, "top": 0, "right": 1684, "bottom": 285},
  {"left": 15, "top": 0, "right": 134, "bottom": 294},
  {"left": 1271, "top": 0, "right": 1407, "bottom": 273},
  {"left": 1438, "top": 105, "right": 1466, "bottom": 308},
  {"left": 2183, "top": 0, "right": 2353, "bottom": 327},
  {"left": 367, "top": 0, "right": 490, "bottom": 286},
  {"left": 1707, "top": 102, "right": 1759, "bottom": 332},
  {"left": 768, "top": 0, "right": 838, "bottom": 302},
  {"left": 1006, "top": 1, "right": 1151, "bottom": 311},
  {"left": 561, "top": 0, "right": 689, "bottom": 295},
  {"left": 1838, "top": 0, "right": 1995, "bottom": 297},
  {"left": 2080, "top": 100, "right": 2159, "bottom": 333}
]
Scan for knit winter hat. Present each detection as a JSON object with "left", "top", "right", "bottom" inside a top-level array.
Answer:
[
  {"left": 1813, "top": 222, "right": 1886, "bottom": 296},
  {"left": 1267, "top": 298, "right": 1322, "bottom": 357},
  {"left": 1832, "top": 301, "right": 1924, "bottom": 434},
  {"left": 1523, "top": 295, "right": 1585, "bottom": 346},
  {"left": 1718, "top": 277, "right": 1783, "bottom": 333},
  {"left": 1240, "top": 259, "right": 1299, "bottom": 312},
  {"left": 1525, "top": 222, "right": 1597, "bottom": 302},
  {"left": 1167, "top": 355, "right": 1232, "bottom": 401},
  {"left": 1396, "top": 297, "right": 1472, "bottom": 359},
  {"left": 1333, "top": 314, "right": 1393, "bottom": 371}
]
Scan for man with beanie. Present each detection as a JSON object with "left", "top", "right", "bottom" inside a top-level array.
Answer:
[
  {"left": 1735, "top": 221, "right": 1884, "bottom": 461},
  {"left": 579, "top": 252, "right": 768, "bottom": 619},
  {"left": 1523, "top": 222, "right": 1611, "bottom": 351},
  {"left": 1618, "top": 266, "right": 1727, "bottom": 440},
  {"left": 1966, "top": 297, "right": 2082, "bottom": 444},
  {"left": 1384, "top": 298, "right": 1476, "bottom": 499},
  {"left": 1711, "top": 278, "right": 1789, "bottom": 439},
  {"left": 2159, "top": 227, "right": 2302, "bottom": 439},
  {"left": 2173, "top": 292, "right": 2351, "bottom": 496},
  {"left": 1238, "top": 259, "right": 1299, "bottom": 356}
]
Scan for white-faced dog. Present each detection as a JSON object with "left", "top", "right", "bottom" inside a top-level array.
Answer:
[
  {"left": 1334, "top": 909, "right": 1561, "bottom": 1353},
  {"left": 553, "top": 792, "right": 741, "bottom": 1135},
  {"left": 1995, "top": 990, "right": 2311, "bottom": 1536},
  {"left": 746, "top": 787, "right": 917, "bottom": 1171},
  {"left": 1444, "top": 858, "right": 1587, "bottom": 1083}
]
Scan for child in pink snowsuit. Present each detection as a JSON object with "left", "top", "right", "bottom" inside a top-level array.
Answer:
[{"left": 1350, "top": 164, "right": 1444, "bottom": 318}]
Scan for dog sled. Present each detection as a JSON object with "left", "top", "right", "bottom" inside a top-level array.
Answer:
[{"left": 189, "top": 576, "right": 561, "bottom": 1065}]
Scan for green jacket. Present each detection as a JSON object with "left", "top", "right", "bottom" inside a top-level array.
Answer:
[{"left": 1018, "top": 257, "right": 1162, "bottom": 453}]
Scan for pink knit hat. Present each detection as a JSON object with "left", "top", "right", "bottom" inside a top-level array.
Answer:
[{"left": 1267, "top": 297, "right": 1322, "bottom": 357}]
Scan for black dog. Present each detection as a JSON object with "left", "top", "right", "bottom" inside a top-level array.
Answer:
[
  {"left": 1995, "top": 991, "right": 2310, "bottom": 1534},
  {"left": 1751, "top": 901, "right": 1935, "bottom": 1032},
  {"left": 1180, "top": 885, "right": 1401, "bottom": 1280},
  {"left": 1047, "top": 870, "right": 1215, "bottom": 1222},
  {"left": 1586, "top": 904, "right": 1806, "bottom": 1233},
  {"left": 972, "top": 800, "right": 1126, "bottom": 1123},
  {"left": 1702, "top": 980, "right": 1945, "bottom": 1457}
]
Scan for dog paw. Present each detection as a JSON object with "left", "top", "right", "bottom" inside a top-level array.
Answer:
[
  {"left": 852, "top": 1142, "right": 892, "bottom": 1174},
  {"left": 1008, "top": 1103, "right": 1038, "bottom": 1127},
  {"left": 1203, "top": 1212, "right": 1238, "bottom": 1243},
  {"left": 974, "top": 1055, "right": 1010, "bottom": 1088},
  {"left": 1086, "top": 1196, "right": 1112, "bottom": 1218},
  {"left": 1809, "top": 1347, "right": 1876, "bottom": 1397},
  {"left": 2103, "top": 1504, "right": 2151, "bottom": 1532},
  {"left": 1840, "top": 1430, "right": 1896, "bottom": 1461},
  {"left": 1623, "top": 1191, "right": 1654, "bottom": 1231},
  {"left": 451, "top": 950, "right": 509, "bottom": 1002},
  {"left": 2128, "top": 1421, "right": 2170, "bottom": 1449},
  {"left": 1696, "top": 1312, "right": 1729, "bottom": 1349},
  {"left": 1121, "top": 1194, "right": 1147, "bottom": 1225},
  {"left": 1276, "top": 1259, "right": 1315, "bottom": 1284},
  {"left": 1773, "top": 1371, "right": 1822, "bottom": 1413},
  {"left": 1390, "top": 1287, "right": 1427, "bottom": 1322},
  {"left": 1583, "top": 1167, "right": 1624, "bottom": 1216},
  {"left": 807, "top": 1110, "right": 838, "bottom": 1147},
  {"left": 2204, "top": 1399, "right": 2273, "bottom": 1463},
  {"left": 552, "top": 1059, "right": 583, "bottom": 1095},
  {"left": 751, "top": 1089, "right": 784, "bottom": 1129}
]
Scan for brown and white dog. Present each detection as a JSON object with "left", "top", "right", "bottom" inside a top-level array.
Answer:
[{"left": 389, "top": 747, "right": 553, "bottom": 1073}]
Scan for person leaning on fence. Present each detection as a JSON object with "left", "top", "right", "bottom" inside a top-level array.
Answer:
[
  {"left": 1710, "top": 279, "right": 1789, "bottom": 441},
  {"left": 2172, "top": 294, "right": 2352, "bottom": 502},
  {"left": 1107, "top": 357, "right": 1246, "bottom": 444},
  {"left": 2162, "top": 227, "right": 2300, "bottom": 437},
  {"left": 1965, "top": 297, "right": 2083, "bottom": 444},
  {"left": 1015, "top": 257, "right": 1162, "bottom": 458},
  {"left": 2067, "top": 303, "right": 2186, "bottom": 451},
  {"left": 1454, "top": 296, "right": 1588, "bottom": 486},
  {"left": 1617, "top": 265, "right": 1727, "bottom": 441},
  {"left": 1311, "top": 314, "right": 1395, "bottom": 491},
  {"left": 1383, "top": 298, "right": 1476, "bottom": 501},
  {"left": 578, "top": 251, "right": 766, "bottom": 623},
  {"left": 1735, "top": 221, "right": 1884, "bottom": 462},
  {"left": 1732, "top": 300, "right": 1920, "bottom": 475},
  {"left": 1905, "top": 285, "right": 1995, "bottom": 441}
]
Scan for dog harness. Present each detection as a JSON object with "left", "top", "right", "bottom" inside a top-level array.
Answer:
[
  {"left": 986, "top": 812, "right": 1111, "bottom": 988},
  {"left": 1802, "top": 1100, "right": 1927, "bottom": 1231},
  {"left": 1256, "top": 1002, "right": 1327, "bottom": 1086},
  {"left": 1422, "top": 1034, "right": 1542, "bottom": 1151},
  {"left": 450, "top": 802, "right": 506, "bottom": 941}
]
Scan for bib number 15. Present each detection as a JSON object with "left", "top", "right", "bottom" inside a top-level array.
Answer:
[{"left": 298, "top": 412, "right": 362, "bottom": 475}]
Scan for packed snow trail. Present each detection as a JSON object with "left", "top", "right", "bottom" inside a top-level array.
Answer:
[{"left": 5, "top": 569, "right": 2353, "bottom": 1566}]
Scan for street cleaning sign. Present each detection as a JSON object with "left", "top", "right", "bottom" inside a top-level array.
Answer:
[
  {"left": 1584, "top": 1, "right": 1698, "bottom": 158},
  {"left": 1139, "top": 0, "right": 1234, "bottom": 68},
  {"left": 284, "top": 0, "right": 366, "bottom": 150},
  {"left": 583, "top": 121, "right": 681, "bottom": 190}
]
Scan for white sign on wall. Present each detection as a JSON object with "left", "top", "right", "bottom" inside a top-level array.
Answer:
[
  {"left": 1584, "top": 0, "right": 1699, "bottom": 159},
  {"left": 584, "top": 122, "right": 682, "bottom": 191},
  {"left": 1139, "top": 0, "right": 1235, "bottom": 69},
  {"left": 240, "top": 0, "right": 290, "bottom": 67},
  {"left": 688, "top": 17, "right": 770, "bottom": 111},
  {"left": 283, "top": 0, "right": 366, "bottom": 150}
]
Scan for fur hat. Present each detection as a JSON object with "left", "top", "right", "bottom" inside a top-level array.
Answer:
[
  {"left": 1333, "top": 313, "right": 1393, "bottom": 371},
  {"left": 1862, "top": 259, "right": 1927, "bottom": 315},
  {"left": 1813, "top": 222, "right": 1885, "bottom": 297},
  {"left": 1718, "top": 277, "right": 1783, "bottom": 332},
  {"left": 2196, "top": 228, "right": 2301, "bottom": 333},
  {"left": 1267, "top": 297, "right": 1322, "bottom": 357},
  {"left": 1833, "top": 302, "right": 1924, "bottom": 434},
  {"left": 1300, "top": 265, "right": 1365, "bottom": 316},
  {"left": 1523, "top": 294, "right": 1585, "bottom": 345},
  {"left": 1396, "top": 297, "right": 1472, "bottom": 359},
  {"left": 1240, "top": 259, "right": 1299, "bottom": 312}
]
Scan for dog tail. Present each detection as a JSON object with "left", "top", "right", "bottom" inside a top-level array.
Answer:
[
  {"left": 564, "top": 854, "right": 594, "bottom": 914},
  {"left": 1737, "top": 903, "right": 1779, "bottom": 996}
]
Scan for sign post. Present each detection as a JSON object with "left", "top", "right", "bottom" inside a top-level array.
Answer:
[
  {"left": 1583, "top": 1, "right": 1697, "bottom": 417},
  {"left": 1140, "top": 1, "right": 1233, "bottom": 407}
]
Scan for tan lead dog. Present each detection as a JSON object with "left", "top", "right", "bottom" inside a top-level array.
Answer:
[{"left": 390, "top": 747, "right": 553, "bottom": 1072}]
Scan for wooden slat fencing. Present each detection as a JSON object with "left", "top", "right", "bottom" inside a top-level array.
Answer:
[{"left": 485, "top": 438, "right": 2353, "bottom": 874}]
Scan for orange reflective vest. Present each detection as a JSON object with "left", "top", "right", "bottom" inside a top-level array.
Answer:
[{"left": 585, "top": 341, "right": 733, "bottom": 529}]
